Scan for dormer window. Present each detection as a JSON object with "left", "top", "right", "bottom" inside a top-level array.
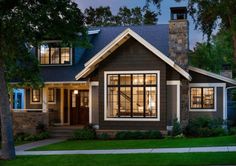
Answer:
[{"left": 38, "top": 42, "right": 72, "bottom": 65}]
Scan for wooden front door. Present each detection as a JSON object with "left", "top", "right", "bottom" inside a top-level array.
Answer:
[{"left": 70, "top": 90, "right": 89, "bottom": 125}]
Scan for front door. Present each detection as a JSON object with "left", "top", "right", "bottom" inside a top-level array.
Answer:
[{"left": 70, "top": 90, "right": 89, "bottom": 125}]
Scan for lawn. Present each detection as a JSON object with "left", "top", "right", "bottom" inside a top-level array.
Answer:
[
  {"left": 30, "top": 135, "right": 236, "bottom": 151},
  {"left": 1, "top": 152, "right": 236, "bottom": 166}
]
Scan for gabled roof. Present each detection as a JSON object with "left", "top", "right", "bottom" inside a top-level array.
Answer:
[
  {"left": 75, "top": 28, "right": 191, "bottom": 81},
  {"left": 189, "top": 66, "right": 236, "bottom": 85}
]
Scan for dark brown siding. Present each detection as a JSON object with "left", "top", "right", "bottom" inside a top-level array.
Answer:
[
  {"left": 92, "top": 86, "right": 99, "bottom": 124},
  {"left": 189, "top": 87, "right": 224, "bottom": 119},
  {"left": 97, "top": 38, "right": 167, "bottom": 130},
  {"left": 166, "top": 65, "right": 182, "bottom": 80}
]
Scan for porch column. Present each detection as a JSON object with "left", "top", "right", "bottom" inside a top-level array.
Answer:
[
  {"left": 42, "top": 87, "right": 48, "bottom": 113},
  {"left": 60, "top": 87, "right": 64, "bottom": 124}
]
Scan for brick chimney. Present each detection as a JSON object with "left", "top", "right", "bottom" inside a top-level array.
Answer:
[{"left": 169, "top": 7, "right": 189, "bottom": 70}]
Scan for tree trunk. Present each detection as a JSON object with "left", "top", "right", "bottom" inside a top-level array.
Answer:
[{"left": 0, "top": 57, "right": 15, "bottom": 160}]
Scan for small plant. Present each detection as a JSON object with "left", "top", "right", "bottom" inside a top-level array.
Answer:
[
  {"left": 172, "top": 118, "right": 182, "bottom": 137},
  {"left": 14, "top": 131, "right": 50, "bottom": 142},
  {"left": 36, "top": 122, "right": 46, "bottom": 133}
]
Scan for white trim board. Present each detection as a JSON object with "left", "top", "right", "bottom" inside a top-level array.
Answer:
[
  {"left": 167, "top": 80, "right": 181, "bottom": 122},
  {"left": 104, "top": 70, "right": 160, "bottom": 122},
  {"left": 189, "top": 66, "right": 236, "bottom": 85},
  {"left": 75, "top": 28, "right": 191, "bottom": 81}
]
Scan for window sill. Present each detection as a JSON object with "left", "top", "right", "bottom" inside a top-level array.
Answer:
[
  {"left": 104, "top": 117, "right": 160, "bottom": 121},
  {"left": 189, "top": 109, "right": 216, "bottom": 112}
]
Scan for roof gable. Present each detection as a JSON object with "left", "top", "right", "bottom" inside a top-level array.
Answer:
[{"left": 75, "top": 28, "right": 191, "bottom": 81}]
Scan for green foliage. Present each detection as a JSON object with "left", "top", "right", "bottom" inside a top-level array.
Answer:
[
  {"left": 84, "top": 6, "right": 158, "bottom": 27},
  {"left": 73, "top": 128, "right": 96, "bottom": 140},
  {"left": 1, "top": 0, "right": 87, "bottom": 86},
  {"left": 36, "top": 122, "right": 47, "bottom": 134},
  {"left": 229, "top": 127, "right": 236, "bottom": 135},
  {"left": 172, "top": 119, "right": 182, "bottom": 137},
  {"left": 189, "top": 30, "right": 234, "bottom": 73},
  {"left": 184, "top": 117, "right": 226, "bottom": 137},
  {"left": 115, "top": 130, "right": 163, "bottom": 140},
  {"left": 97, "top": 133, "right": 111, "bottom": 140},
  {"left": 14, "top": 132, "right": 49, "bottom": 142}
]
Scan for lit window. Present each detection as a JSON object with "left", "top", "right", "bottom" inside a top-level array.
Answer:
[
  {"left": 39, "top": 43, "right": 71, "bottom": 65},
  {"left": 32, "top": 89, "right": 40, "bottom": 102},
  {"left": 106, "top": 73, "right": 158, "bottom": 119},
  {"left": 48, "top": 88, "right": 55, "bottom": 103},
  {"left": 190, "top": 87, "right": 214, "bottom": 109}
]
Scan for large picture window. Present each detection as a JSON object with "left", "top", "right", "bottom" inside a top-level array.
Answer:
[
  {"left": 190, "top": 87, "right": 215, "bottom": 109},
  {"left": 39, "top": 42, "right": 71, "bottom": 65},
  {"left": 105, "top": 71, "right": 159, "bottom": 120}
]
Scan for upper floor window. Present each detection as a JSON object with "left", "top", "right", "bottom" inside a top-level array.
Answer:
[{"left": 39, "top": 42, "right": 72, "bottom": 65}]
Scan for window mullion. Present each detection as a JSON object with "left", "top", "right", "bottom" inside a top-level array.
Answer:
[
  {"left": 131, "top": 74, "right": 133, "bottom": 118},
  {"left": 201, "top": 88, "right": 203, "bottom": 109},
  {"left": 118, "top": 75, "right": 120, "bottom": 118},
  {"left": 143, "top": 74, "right": 146, "bottom": 118}
]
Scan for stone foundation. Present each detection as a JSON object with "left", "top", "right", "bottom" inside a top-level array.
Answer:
[{"left": 12, "top": 112, "right": 49, "bottom": 135}]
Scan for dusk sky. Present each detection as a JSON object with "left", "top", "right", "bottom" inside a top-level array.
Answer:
[{"left": 75, "top": 0, "right": 205, "bottom": 49}]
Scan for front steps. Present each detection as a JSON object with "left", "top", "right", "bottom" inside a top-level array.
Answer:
[{"left": 49, "top": 125, "right": 84, "bottom": 138}]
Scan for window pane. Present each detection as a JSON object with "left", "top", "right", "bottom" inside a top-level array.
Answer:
[
  {"left": 133, "top": 74, "right": 144, "bottom": 85},
  {"left": 203, "top": 88, "right": 214, "bottom": 108},
  {"left": 107, "top": 87, "right": 118, "bottom": 118},
  {"left": 32, "top": 89, "right": 40, "bottom": 102},
  {"left": 145, "top": 87, "right": 157, "bottom": 117},
  {"left": 61, "top": 47, "right": 70, "bottom": 64},
  {"left": 108, "top": 75, "right": 118, "bottom": 85},
  {"left": 51, "top": 48, "right": 60, "bottom": 64},
  {"left": 191, "top": 88, "right": 202, "bottom": 108},
  {"left": 133, "top": 87, "right": 144, "bottom": 117},
  {"left": 119, "top": 87, "right": 131, "bottom": 117},
  {"left": 40, "top": 44, "right": 49, "bottom": 64},
  {"left": 80, "top": 91, "right": 89, "bottom": 107},
  {"left": 72, "top": 93, "right": 76, "bottom": 108},
  {"left": 48, "top": 88, "right": 54, "bottom": 102},
  {"left": 145, "top": 74, "right": 156, "bottom": 85},
  {"left": 120, "top": 75, "right": 131, "bottom": 85}
]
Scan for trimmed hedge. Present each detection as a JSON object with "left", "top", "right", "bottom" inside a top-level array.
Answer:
[
  {"left": 115, "top": 130, "right": 163, "bottom": 140},
  {"left": 14, "top": 132, "right": 49, "bottom": 142}
]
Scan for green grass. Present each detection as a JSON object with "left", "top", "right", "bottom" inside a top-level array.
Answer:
[
  {"left": 30, "top": 135, "right": 236, "bottom": 151},
  {"left": 1, "top": 153, "right": 236, "bottom": 166}
]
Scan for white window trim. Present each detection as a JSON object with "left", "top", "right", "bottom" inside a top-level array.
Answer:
[
  {"left": 167, "top": 80, "right": 181, "bottom": 122},
  {"left": 189, "top": 83, "right": 226, "bottom": 112},
  {"left": 48, "top": 88, "right": 56, "bottom": 104},
  {"left": 104, "top": 70, "right": 160, "bottom": 121},
  {"left": 30, "top": 88, "right": 42, "bottom": 105}
]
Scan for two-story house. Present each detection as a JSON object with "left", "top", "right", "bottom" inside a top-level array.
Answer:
[{"left": 11, "top": 7, "right": 236, "bottom": 135}]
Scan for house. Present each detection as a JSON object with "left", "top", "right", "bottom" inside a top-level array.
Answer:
[{"left": 10, "top": 7, "right": 236, "bottom": 135}]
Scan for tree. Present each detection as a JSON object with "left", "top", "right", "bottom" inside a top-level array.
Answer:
[
  {"left": 189, "top": 30, "right": 233, "bottom": 73},
  {"left": 131, "top": 7, "right": 143, "bottom": 25},
  {"left": 187, "top": 0, "right": 236, "bottom": 64},
  {"left": 117, "top": 7, "right": 132, "bottom": 26},
  {"left": 0, "top": 0, "right": 87, "bottom": 160},
  {"left": 143, "top": 9, "right": 158, "bottom": 25}
]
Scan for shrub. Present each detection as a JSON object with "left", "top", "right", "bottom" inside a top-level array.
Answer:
[
  {"left": 14, "top": 131, "right": 50, "bottom": 142},
  {"left": 36, "top": 122, "right": 46, "bottom": 133},
  {"left": 115, "top": 130, "right": 162, "bottom": 140},
  {"left": 229, "top": 127, "right": 236, "bottom": 135},
  {"left": 74, "top": 128, "right": 96, "bottom": 140},
  {"left": 172, "top": 119, "right": 182, "bottom": 137},
  {"left": 184, "top": 117, "right": 226, "bottom": 137},
  {"left": 97, "top": 133, "right": 110, "bottom": 140}
]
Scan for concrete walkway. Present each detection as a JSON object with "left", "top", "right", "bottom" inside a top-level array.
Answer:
[
  {"left": 15, "top": 146, "right": 236, "bottom": 156},
  {"left": 1, "top": 139, "right": 236, "bottom": 156},
  {"left": 0, "top": 138, "right": 66, "bottom": 155}
]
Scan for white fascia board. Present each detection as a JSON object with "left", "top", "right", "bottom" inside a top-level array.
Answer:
[
  {"left": 88, "top": 29, "right": 101, "bottom": 35},
  {"left": 75, "top": 28, "right": 191, "bottom": 81},
  {"left": 189, "top": 66, "right": 236, "bottom": 85}
]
